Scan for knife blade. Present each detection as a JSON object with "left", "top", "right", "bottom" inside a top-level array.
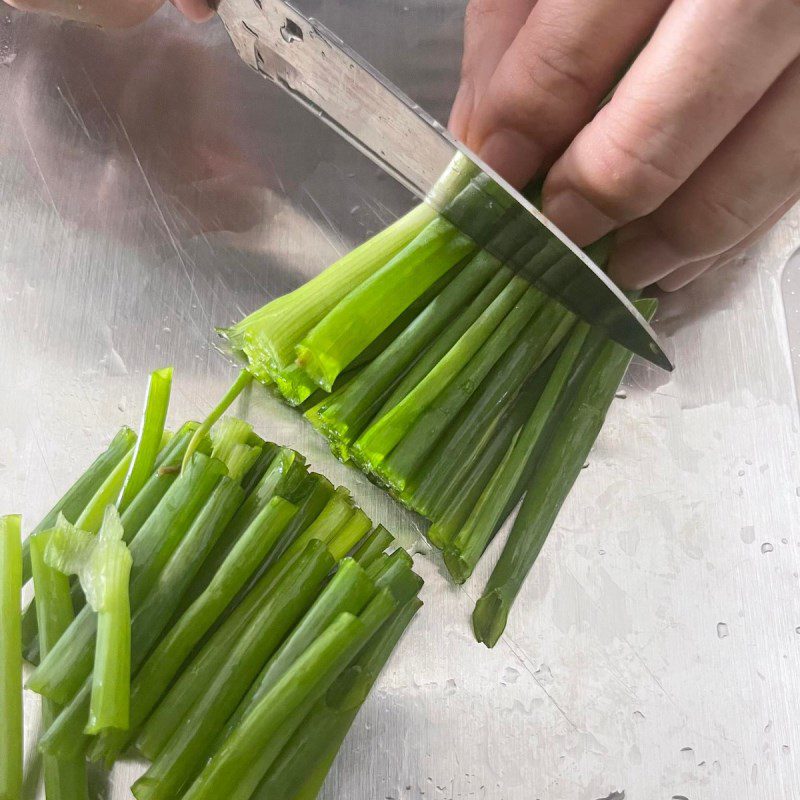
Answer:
[{"left": 217, "top": 0, "right": 672, "bottom": 371}]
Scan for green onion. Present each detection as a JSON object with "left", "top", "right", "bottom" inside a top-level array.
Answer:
[
  {"left": 403, "top": 329, "right": 563, "bottom": 520},
  {"left": 305, "top": 251, "right": 498, "bottom": 453},
  {"left": 43, "top": 474, "right": 247, "bottom": 758},
  {"left": 217, "top": 557, "right": 375, "bottom": 746},
  {"left": 85, "top": 507, "right": 132, "bottom": 733},
  {"left": 352, "top": 275, "right": 530, "bottom": 469},
  {"left": 221, "top": 204, "right": 437, "bottom": 382},
  {"left": 327, "top": 507, "right": 372, "bottom": 560},
  {"left": 119, "top": 367, "right": 173, "bottom": 511},
  {"left": 117, "top": 423, "right": 205, "bottom": 546},
  {"left": 132, "top": 540, "right": 336, "bottom": 800},
  {"left": 14, "top": 365, "right": 423, "bottom": 798},
  {"left": 181, "top": 612, "right": 370, "bottom": 800},
  {"left": 0, "top": 515, "right": 22, "bottom": 800},
  {"left": 373, "top": 265, "right": 511, "bottom": 421},
  {"left": 185, "top": 588, "right": 399, "bottom": 800},
  {"left": 423, "top": 367, "right": 551, "bottom": 550},
  {"left": 30, "top": 531, "right": 89, "bottom": 800},
  {"left": 90, "top": 494, "right": 298, "bottom": 766},
  {"left": 42, "top": 508, "right": 133, "bottom": 733},
  {"left": 133, "top": 524, "right": 335, "bottom": 763},
  {"left": 21, "top": 426, "right": 137, "bottom": 586},
  {"left": 352, "top": 526, "right": 394, "bottom": 567},
  {"left": 444, "top": 322, "right": 590, "bottom": 583},
  {"left": 181, "top": 371, "right": 254, "bottom": 473},
  {"left": 28, "top": 452, "right": 226, "bottom": 704},
  {"left": 295, "top": 214, "right": 476, "bottom": 392},
  {"left": 175, "top": 446, "right": 304, "bottom": 613},
  {"left": 380, "top": 294, "right": 574, "bottom": 492},
  {"left": 472, "top": 299, "right": 658, "bottom": 647},
  {"left": 254, "top": 597, "right": 421, "bottom": 800}
]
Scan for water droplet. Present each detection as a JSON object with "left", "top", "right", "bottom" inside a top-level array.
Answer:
[
  {"left": 795, "top": 626, "right": 800, "bottom": 634},
  {"left": 738, "top": 469, "right": 745, "bottom": 477},
  {"left": 782, "top": 538, "right": 788, "bottom": 544},
  {"left": 117, "top": 396, "right": 127, "bottom": 412},
  {"left": 502, "top": 667, "right": 520, "bottom": 685},
  {"left": 444, "top": 678, "right": 457, "bottom": 695},
  {"left": 716, "top": 622, "right": 729, "bottom": 638},
  {"left": 764, "top": 720, "right": 773, "bottom": 733},
  {"left": 782, "top": 744, "right": 790, "bottom": 754},
  {"left": 740, "top": 525, "right": 755, "bottom": 544},
  {"left": 633, "top": 710, "right": 645, "bottom": 721},
  {"left": 761, "top": 542, "right": 774, "bottom": 554},
  {"left": 672, "top": 796, "right": 689, "bottom": 800},
  {"left": 615, "top": 389, "right": 627, "bottom": 399}
]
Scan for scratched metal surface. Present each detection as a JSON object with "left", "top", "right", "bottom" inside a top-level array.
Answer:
[{"left": 1, "top": 2, "right": 799, "bottom": 799}]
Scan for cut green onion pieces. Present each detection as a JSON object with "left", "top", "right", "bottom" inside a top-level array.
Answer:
[
  {"left": 119, "top": 367, "right": 173, "bottom": 511},
  {"left": 0, "top": 515, "right": 22, "bottom": 800},
  {"left": 30, "top": 531, "right": 89, "bottom": 800},
  {"left": 45, "top": 507, "right": 133, "bottom": 732},
  {"left": 182, "top": 371, "right": 254, "bottom": 473}
]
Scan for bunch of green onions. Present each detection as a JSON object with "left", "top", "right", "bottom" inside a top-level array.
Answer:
[
  {"left": 2, "top": 367, "right": 422, "bottom": 800},
  {"left": 222, "top": 156, "right": 656, "bottom": 647}
]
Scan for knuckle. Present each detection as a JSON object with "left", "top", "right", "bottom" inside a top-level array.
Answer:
[
  {"left": 696, "top": 193, "right": 761, "bottom": 243},
  {"left": 522, "top": 40, "right": 598, "bottom": 105},
  {"left": 571, "top": 118, "right": 686, "bottom": 224},
  {"left": 465, "top": 0, "right": 507, "bottom": 28}
]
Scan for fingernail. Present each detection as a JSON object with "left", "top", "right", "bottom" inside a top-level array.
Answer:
[
  {"left": 478, "top": 129, "right": 541, "bottom": 190},
  {"left": 609, "top": 223, "right": 685, "bottom": 290},
  {"left": 542, "top": 189, "right": 617, "bottom": 247}
]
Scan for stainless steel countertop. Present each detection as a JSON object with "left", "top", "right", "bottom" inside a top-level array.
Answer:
[{"left": 1, "top": 3, "right": 799, "bottom": 799}]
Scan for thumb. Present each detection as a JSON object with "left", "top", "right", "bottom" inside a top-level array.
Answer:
[{"left": 171, "top": 0, "right": 214, "bottom": 23}]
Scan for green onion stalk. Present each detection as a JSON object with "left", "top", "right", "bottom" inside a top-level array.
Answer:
[
  {"left": 472, "top": 299, "right": 658, "bottom": 647},
  {"left": 131, "top": 540, "right": 337, "bottom": 799},
  {"left": 254, "top": 597, "right": 421, "bottom": 800},
  {"left": 13, "top": 366, "right": 425, "bottom": 800},
  {"left": 43, "top": 506, "right": 133, "bottom": 734},
  {"left": 30, "top": 531, "right": 90, "bottom": 800},
  {"left": 0, "top": 514, "right": 22, "bottom": 800},
  {"left": 182, "top": 588, "right": 402, "bottom": 800}
]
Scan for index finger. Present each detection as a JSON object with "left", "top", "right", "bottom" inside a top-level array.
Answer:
[
  {"left": 449, "top": 0, "right": 536, "bottom": 141},
  {"left": 542, "top": 0, "right": 800, "bottom": 245}
]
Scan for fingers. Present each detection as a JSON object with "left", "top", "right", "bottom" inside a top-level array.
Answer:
[
  {"left": 449, "top": 0, "right": 536, "bottom": 141},
  {"left": 657, "top": 192, "right": 800, "bottom": 292},
  {"left": 543, "top": 0, "right": 800, "bottom": 244},
  {"left": 171, "top": 0, "right": 214, "bottom": 23},
  {"left": 607, "top": 55, "right": 800, "bottom": 290},
  {"left": 463, "top": 0, "right": 669, "bottom": 187}
]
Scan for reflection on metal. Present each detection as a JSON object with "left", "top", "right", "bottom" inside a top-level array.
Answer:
[{"left": 216, "top": 0, "right": 672, "bottom": 371}]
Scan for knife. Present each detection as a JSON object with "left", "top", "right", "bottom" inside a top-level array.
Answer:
[{"left": 216, "top": 0, "right": 672, "bottom": 371}]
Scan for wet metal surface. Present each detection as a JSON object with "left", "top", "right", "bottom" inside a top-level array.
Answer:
[{"left": 1, "top": 2, "right": 799, "bottom": 798}]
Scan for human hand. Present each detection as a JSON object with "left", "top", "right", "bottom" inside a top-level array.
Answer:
[
  {"left": 5, "top": 0, "right": 213, "bottom": 28},
  {"left": 449, "top": 0, "right": 800, "bottom": 291}
]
